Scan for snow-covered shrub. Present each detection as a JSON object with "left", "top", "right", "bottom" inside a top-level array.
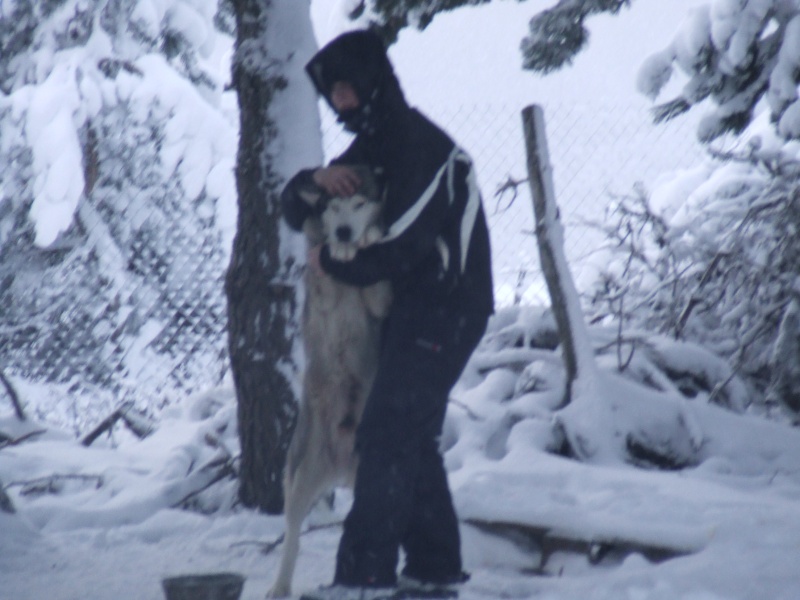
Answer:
[
  {"left": 588, "top": 120, "right": 800, "bottom": 412},
  {"left": 452, "top": 306, "right": 757, "bottom": 471},
  {"left": 0, "top": 0, "right": 237, "bottom": 432},
  {"left": 767, "top": 290, "right": 800, "bottom": 415}
]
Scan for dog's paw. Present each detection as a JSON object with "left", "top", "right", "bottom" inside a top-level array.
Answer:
[
  {"left": 362, "top": 281, "right": 393, "bottom": 319},
  {"left": 361, "top": 225, "right": 384, "bottom": 247},
  {"left": 330, "top": 243, "right": 357, "bottom": 262},
  {"left": 266, "top": 582, "right": 291, "bottom": 598},
  {"left": 329, "top": 243, "right": 345, "bottom": 261}
]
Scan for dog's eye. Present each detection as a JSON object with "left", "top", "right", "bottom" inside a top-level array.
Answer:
[{"left": 354, "top": 201, "right": 366, "bottom": 210}]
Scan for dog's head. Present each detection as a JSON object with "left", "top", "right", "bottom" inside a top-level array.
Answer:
[{"left": 302, "top": 166, "right": 384, "bottom": 261}]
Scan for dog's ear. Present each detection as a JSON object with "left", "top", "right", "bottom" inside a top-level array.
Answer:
[
  {"left": 345, "top": 165, "right": 382, "bottom": 202},
  {"left": 298, "top": 183, "right": 331, "bottom": 215}
]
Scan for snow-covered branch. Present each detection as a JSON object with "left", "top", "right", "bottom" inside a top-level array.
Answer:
[{"left": 638, "top": 1, "right": 800, "bottom": 141}]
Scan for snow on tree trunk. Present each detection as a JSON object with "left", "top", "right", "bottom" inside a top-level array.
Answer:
[
  {"left": 225, "top": 0, "right": 321, "bottom": 514},
  {"left": 1, "top": 0, "right": 240, "bottom": 431}
]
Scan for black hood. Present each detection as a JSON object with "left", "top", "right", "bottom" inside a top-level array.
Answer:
[{"left": 306, "top": 29, "right": 408, "bottom": 134}]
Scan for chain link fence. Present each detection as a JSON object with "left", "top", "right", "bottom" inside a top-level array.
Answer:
[
  {"left": 1, "top": 100, "right": 706, "bottom": 433},
  {"left": 0, "top": 104, "right": 231, "bottom": 434}
]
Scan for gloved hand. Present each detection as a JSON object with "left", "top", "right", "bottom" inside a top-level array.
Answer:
[{"left": 312, "top": 165, "right": 362, "bottom": 198}]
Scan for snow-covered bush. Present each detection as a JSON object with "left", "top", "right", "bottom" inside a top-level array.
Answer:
[
  {"left": 452, "top": 306, "right": 765, "bottom": 470},
  {"left": 588, "top": 118, "right": 800, "bottom": 413},
  {"left": 0, "top": 0, "right": 237, "bottom": 431}
]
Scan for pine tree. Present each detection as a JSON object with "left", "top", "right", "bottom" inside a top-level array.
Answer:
[
  {"left": 356, "top": 0, "right": 631, "bottom": 66},
  {"left": 363, "top": 1, "right": 800, "bottom": 142},
  {"left": 638, "top": 1, "right": 800, "bottom": 141},
  {"left": 520, "top": 0, "right": 631, "bottom": 73},
  {"left": 0, "top": 0, "right": 236, "bottom": 430}
]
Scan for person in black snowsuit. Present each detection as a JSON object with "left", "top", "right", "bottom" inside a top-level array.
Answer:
[{"left": 281, "top": 29, "right": 494, "bottom": 599}]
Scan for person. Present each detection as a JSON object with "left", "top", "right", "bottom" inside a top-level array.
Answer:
[{"left": 281, "top": 29, "right": 494, "bottom": 600}]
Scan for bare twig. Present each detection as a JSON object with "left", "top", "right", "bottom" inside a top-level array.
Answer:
[
  {"left": 81, "top": 402, "right": 155, "bottom": 446},
  {"left": 0, "top": 483, "right": 14, "bottom": 514},
  {"left": 614, "top": 293, "right": 637, "bottom": 372},
  {"left": 674, "top": 252, "right": 726, "bottom": 339},
  {"left": 0, "top": 429, "right": 47, "bottom": 451},
  {"left": 6, "top": 473, "right": 104, "bottom": 497},
  {"left": 81, "top": 407, "right": 126, "bottom": 446},
  {"left": 707, "top": 371, "right": 739, "bottom": 408},
  {"left": 171, "top": 455, "right": 236, "bottom": 509},
  {"left": 448, "top": 397, "right": 484, "bottom": 422},
  {"left": 0, "top": 369, "right": 26, "bottom": 421},
  {"left": 523, "top": 105, "right": 598, "bottom": 405},
  {"left": 494, "top": 175, "right": 530, "bottom": 213}
]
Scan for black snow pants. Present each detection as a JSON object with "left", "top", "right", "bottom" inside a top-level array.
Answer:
[{"left": 333, "top": 305, "right": 489, "bottom": 587}]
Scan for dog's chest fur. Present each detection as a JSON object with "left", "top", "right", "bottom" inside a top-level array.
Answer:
[{"left": 302, "top": 268, "right": 384, "bottom": 382}]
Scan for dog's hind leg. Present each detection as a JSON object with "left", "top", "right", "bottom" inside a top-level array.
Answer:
[{"left": 268, "top": 429, "right": 333, "bottom": 597}]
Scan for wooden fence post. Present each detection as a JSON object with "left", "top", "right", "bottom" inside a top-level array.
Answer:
[{"left": 522, "top": 105, "right": 596, "bottom": 405}]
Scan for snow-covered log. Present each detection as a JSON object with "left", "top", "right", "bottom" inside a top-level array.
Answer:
[{"left": 465, "top": 517, "right": 698, "bottom": 573}]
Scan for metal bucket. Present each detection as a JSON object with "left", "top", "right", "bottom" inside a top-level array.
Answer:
[{"left": 161, "top": 572, "right": 245, "bottom": 600}]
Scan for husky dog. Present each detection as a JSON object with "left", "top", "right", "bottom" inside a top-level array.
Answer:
[{"left": 269, "top": 166, "right": 392, "bottom": 598}]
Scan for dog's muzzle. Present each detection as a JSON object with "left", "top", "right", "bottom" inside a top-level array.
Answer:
[{"left": 335, "top": 226, "right": 353, "bottom": 243}]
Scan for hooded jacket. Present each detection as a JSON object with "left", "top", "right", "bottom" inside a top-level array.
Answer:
[{"left": 282, "top": 30, "right": 494, "bottom": 316}]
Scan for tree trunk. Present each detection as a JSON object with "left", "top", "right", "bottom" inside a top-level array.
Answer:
[{"left": 226, "top": 0, "right": 299, "bottom": 514}]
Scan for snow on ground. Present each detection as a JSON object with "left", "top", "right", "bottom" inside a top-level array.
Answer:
[{"left": 2, "top": 307, "right": 800, "bottom": 600}]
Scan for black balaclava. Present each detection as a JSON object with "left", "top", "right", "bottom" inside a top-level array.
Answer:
[{"left": 305, "top": 29, "right": 408, "bottom": 135}]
